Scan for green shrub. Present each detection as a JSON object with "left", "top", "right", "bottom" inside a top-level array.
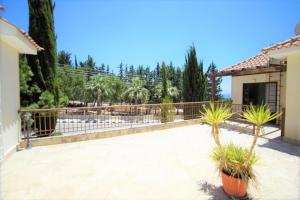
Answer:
[
  {"left": 160, "top": 96, "right": 175, "bottom": 123},
  {"left": 51, "top": 131, "right": 63, "bottom": 137}
]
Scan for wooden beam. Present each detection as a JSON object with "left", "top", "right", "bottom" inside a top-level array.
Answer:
[
  {"left": 209, "top": 74, "right": 216, "bottom": 101},
  {"left": 232, "top": 66, "right": 286, "bottom": 76}
]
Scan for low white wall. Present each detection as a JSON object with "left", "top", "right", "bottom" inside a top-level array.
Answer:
[{"left": 0, "top": 40, "right": 21, "bottom": 159}]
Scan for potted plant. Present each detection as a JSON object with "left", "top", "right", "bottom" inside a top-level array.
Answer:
[{"left": 201, "top": 103, "right": 281, "bottom": 198}]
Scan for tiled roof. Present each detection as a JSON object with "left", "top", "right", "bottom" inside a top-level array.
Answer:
[
  {"left": 0, "top": 17, "right": 43, "bottom": 51},
  {"left": 220, "top": 53, "right": 270, "bottom": 74},
  {"left": 262, "top": 35, "right": 300, "bottom": 53}
]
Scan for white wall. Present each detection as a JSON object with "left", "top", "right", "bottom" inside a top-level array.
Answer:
[
  {"left": 0, "top": 40, "right": 21, "bottom": 158},
  {"left": 284, "top": 53, "right": 300, "bottom": 144}
]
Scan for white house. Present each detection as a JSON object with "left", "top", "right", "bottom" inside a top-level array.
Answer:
[
  {"left": 0, "top": 17, "right": 43, "bottom": 160},
  {"left": 216, "top": 26, "right": 300, "bottom": 145}
]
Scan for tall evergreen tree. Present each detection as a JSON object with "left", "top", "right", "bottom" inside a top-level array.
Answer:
[
  {"left": 106, "top": 65, "right": 110, "bottom": 74},
  {"left": 57, "top": 50, "right": 72, "bottom": 66},
  {"left": 27, "top": 0, "right": 59, "bottom": 105},
  {"left": 155, "top": 62, "right": 161, "bottom": 82},
  {"left": 206, "top": 62, "right": 222, "bottom": 100},
  {"left": 182, "top": 45, "right": 207, "bottom": 102},
  {"left": 161, "top": 62, "right": 168, "bottom": 100},
  {"left": 74, "top": 56, "right": 78, "bottom": 69},
  {"left": 118, "top": 62, "right": 124, "bottom": 80},
  {"left": 99, "top": 64, "right": 105, "bottom": 73},
  {"left": 85, "top": 55, "right": 96, "bottom": 80}
]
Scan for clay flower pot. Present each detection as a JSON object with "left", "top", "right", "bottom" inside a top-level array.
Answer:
[{"left": 221, "top": 171, "right": 247, "bottom": 198}]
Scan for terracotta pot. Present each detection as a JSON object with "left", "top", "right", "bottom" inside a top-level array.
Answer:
[{"left": 221, "top": 171, "right": 247, "bottom": 198}]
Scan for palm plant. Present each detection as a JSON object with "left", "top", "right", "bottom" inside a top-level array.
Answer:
[
  {"left": 211, "top": 143, "right": 259, "bottom": 183},
  {"left": 123, "top": 77, "right": 149, "bottom": 104},
  {"left": 201, "top": 103, "right": 234, "bottom": 148},
  {"left": 242, "top": 104, "right": 281, "bottom": 162},
  {"left": 86, "top": 75, "right": 112, "bottom": 106}
]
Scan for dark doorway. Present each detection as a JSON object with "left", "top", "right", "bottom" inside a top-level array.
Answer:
[{"left": 243, "top": 82, "right": 277, "bottom": 116}]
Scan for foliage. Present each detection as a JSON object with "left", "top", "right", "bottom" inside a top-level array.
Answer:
[
  {"left": 202, "top": 103, "right": 281, "bottom": 185},
  {"left": 206, "top": 62, "right": 222, "bottom": 100},
  {"left": 160, "top": 96, "right": 175, "bottom": 123},
  {"left": 211, "top": 144, "right": 258, "bottom": 183},
  {"left": 27, "top": 0, "right": 59, "bottom": 106},
  {"left": 56, "top": 66, "right": 86, "bottom": 101},
  {"left": 201, "top": 103, "right": 234, "bottom": 147},
  {"left": 242, "top": 105, "right": 282, "bottom": 161},
  {"left": 51, "top": 131, "right": 63, "bottom": 136},
  {"left": 106, "top": 76, "right": 128, "bottom": 103},
  {"left": 154, "top": 81, "right": 179, "bottom": 102},
  {"left": 37, "top": 91, "right": 55, "bottom": 109},
  {"left": 161, "top": 62, "right": 168, "bottom": 99},
  {"left": 123, "top": 77, "right": 149, "bottom": 104},
  {"left": 58, "top": 50, "right": 72, "bottom": 66},
  {"left": 85, "top": 75, "right": 112, "bottom": 106},
  {"left": 182, "top": 45, "right": 207, "bottom": 102},
  {"left": 19, "top": 56, "right": 41, "bottom": 107}
]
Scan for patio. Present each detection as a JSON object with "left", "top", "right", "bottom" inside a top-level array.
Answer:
[{"left": 2, "top": 124, "right": 300, "bottom": 200}]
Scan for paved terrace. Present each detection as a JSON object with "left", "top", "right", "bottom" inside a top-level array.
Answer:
[{"left": 2, "top": 124, "right": 300, "bottom": 200}]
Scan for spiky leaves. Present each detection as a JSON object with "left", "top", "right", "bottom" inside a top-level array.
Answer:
[
  {"left": 243, "top": 104, "right": 282, "bottom": 160},
  {"left": 211, "top": 144, "right": 259, "bottom": 184}
]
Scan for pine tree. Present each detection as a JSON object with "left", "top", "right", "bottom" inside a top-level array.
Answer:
[
  {"left": 57, "top": 50, "right": 72, "bottom": 66},
  {"left": 27, "top": 0, "right": 59, "bottom": 105},
  {"left": 206, "top": 62, "right": 222, "bottom": 100}
]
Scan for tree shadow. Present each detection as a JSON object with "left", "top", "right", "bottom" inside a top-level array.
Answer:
[{"left": 198, "top": 181, "right": 229, "bottom": 200}]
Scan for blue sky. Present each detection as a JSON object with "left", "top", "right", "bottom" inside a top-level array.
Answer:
[{"left": 1, "top": 0, "right": 300, "bottom": 95}]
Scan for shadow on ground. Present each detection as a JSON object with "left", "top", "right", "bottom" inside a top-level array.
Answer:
[
  {"left": 258, "top": 138, "right": 300, "bottom": 157},
  {"left": 198, "top": 181, "right": 255, "bottom": 200},
  {"left": 198, "top": 181, "right": 229, "bottom": 200}
]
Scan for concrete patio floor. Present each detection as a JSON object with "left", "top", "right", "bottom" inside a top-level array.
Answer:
[{"left": 2, "top": 124, "right": 300, "bottom": 200}]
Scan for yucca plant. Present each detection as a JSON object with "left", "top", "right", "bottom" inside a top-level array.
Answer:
[
  {"left": 242, "top": 104, "right": 282, "bottom": 163},
  {"left": 201, "top": 102, "right": 234, "bottom": 148},
  {"left": 211, "top": 144, "right": 259, "bottom": 184}
]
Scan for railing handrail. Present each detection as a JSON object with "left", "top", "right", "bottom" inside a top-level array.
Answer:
[{"left": 19, "top": 101, "right": 216, "bottom": 112}]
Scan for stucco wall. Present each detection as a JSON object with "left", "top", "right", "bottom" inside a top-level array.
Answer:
[
  {"left": 231, "top": 72, "right": 286, "bottom": 110},
  {"left": 0, "top": 40, "right": 21, "bottom": 158},
  {"left": 284, "top": 53, "right": 300, "bottom": 144}
]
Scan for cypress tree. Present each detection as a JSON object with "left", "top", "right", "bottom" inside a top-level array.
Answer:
[
  {"left": 161, "top": 62, "right": 168, "bottom": 99},
  {"left": 182, "top": 45, "right": 207, "bottom": 119},
  {"left": 182, "top": 45, "right": 206, "bottom": 102},
  {"left": 74, "top": 56, "right": 78, "bottom": 69},
  {"left": 27, "top": 0, "right": 59, "bottom": 105}
]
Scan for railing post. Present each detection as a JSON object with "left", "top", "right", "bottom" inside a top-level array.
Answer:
[
  {"left": 281, "top": 107, "right": 285, "bottom": 138},
  {"left": 24, "top": 112, "right": 33, "bottom": 149}
]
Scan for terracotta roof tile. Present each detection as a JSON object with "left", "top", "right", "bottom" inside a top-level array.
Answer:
[
  {"left": 262, "top": 35, "right": 300, "bottom": 53},
  {"left": 220, "top": 53, "right": 269, "bottom": 74},
  {"left": 0, "top": 17, "right": 43, "bottom": 51}
]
